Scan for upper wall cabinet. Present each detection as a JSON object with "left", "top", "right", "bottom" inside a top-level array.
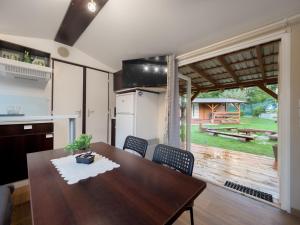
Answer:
[{"left": 0, "top": 40, "right": 52, "bottom": 82}]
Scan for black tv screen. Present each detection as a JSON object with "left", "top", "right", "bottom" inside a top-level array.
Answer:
[{"left": 114, "top": 55, "right": 168, "bottom": 91}]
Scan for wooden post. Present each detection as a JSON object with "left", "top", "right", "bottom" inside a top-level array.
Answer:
[
  {"left": 207, "top": 104, "right": 214, "bottom": 124},
  {"left": 237, "top": 103, "right": 241, "bottom": 124}
]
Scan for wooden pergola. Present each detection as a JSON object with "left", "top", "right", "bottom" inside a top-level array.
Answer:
[{"left": 179, "top": 40, "right": 279, "bottom": 100}]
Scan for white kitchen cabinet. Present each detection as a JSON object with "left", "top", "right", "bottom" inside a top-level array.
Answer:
[
  {"left": 86, "top": 68, "right": 109, "bottom": 143},
  {"left": 53, "top": 61, "right": 83, "bottom": 149}
]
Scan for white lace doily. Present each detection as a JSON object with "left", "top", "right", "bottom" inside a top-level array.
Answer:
[{"left": 51, "top": 153, "right": 120, "bottom": 185}]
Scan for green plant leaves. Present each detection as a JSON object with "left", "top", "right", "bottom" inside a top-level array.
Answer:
[{"left": 65, "top": 134, "right": 93, "bottom": 153}]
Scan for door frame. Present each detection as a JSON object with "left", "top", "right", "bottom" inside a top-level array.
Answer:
[
  {"left": 176, "top": 30, "right": 291, "bottom": 212},
  {"left": 178, "top": 74, "right": 192, "bottom": 152}
]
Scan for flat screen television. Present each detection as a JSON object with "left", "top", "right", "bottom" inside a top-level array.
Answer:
[{"left": 114, "top": 55, "right": 168, "bottom": 91}]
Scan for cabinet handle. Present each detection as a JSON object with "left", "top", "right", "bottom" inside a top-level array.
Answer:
[
  {"left": 24, "top": 125, "right": 33, "bottom": 130},
  {"left": 88, "top": 109, "right": 95, "bottom": 117},
  {"left": 46, "top": 134, "right": 53, "bottom": 139}
]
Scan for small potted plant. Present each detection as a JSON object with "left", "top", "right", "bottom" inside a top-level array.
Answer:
[
  {"left": 65, "top": 134, "right": 95, "bottom": 164},
  {"left": 65, "top": 134, "right": 93, "bottom": 154}
]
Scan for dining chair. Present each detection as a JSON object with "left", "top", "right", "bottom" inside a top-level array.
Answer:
[
  {"left": 123, "top": 135, "right": 148, "bottom": 158},
  {"left": 0, "top": 185, "right": 14, "bottom": 225},
  {"left": 152, "top": 144, "right": 195, "bottom": 225}
]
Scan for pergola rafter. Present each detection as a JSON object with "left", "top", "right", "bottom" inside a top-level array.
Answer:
[
  {"left": 191, "top": 90, "right": 201, "bottom": 101},
  {"left": 187, "top": 64, "right": 217, "bottom": 86},
  {"left": 178, "top": 40, "right": 280, "bottom": 100},
  {"left": 255, "top": 45, "right": 266, "bottom": 79},
  {"left": 194, "top": 77, "right": 277, "bottom": 92},
  {"left": 258, "top": 84, "right": 278, "bottom": 99},
  {"left": 217, "top": 56, "right": 239, "bottom": 83}
]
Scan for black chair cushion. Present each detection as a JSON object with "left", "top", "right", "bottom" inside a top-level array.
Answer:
[{"left": 0, "top": 185, "right": 13, "bottom": 225}]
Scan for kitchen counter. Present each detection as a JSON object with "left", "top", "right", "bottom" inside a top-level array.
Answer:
[{"left": 0, "top": 115, "right": 78, "bottom": 125}]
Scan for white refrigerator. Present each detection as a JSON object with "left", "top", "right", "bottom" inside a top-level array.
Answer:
[{"left": 116, "top": 90, "right": 159, "bottom": 149}]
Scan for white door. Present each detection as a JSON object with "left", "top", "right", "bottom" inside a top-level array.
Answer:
[
  {"left": 53, "top": 61, "right": 83, "bottom": 149},
  {"left": 116, "top": 114, "right": 134, "bottom": 149},
  {"left": 86, "top": 69, "right": 108, "bottom": 143}
]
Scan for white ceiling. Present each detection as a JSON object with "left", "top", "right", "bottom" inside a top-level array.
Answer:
[
  {"left": 0, "top": 0, "right": 71, "bottom": 39},
  {"left": 1, "top": 0, "right": 300, "bottom": 71}
]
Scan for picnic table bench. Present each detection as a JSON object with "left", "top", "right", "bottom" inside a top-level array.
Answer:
[
  {"left": 237, "top": 128, "right": 276, "bottom": 135},
  {"left": 207, "top": 129, "right": 255, "bottom": 142}
]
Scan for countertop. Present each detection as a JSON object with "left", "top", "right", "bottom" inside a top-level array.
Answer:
[{"left": 0, "top": 115, "right": 78, "bottom": 125}]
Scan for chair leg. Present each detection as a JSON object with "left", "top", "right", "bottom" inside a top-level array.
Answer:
[{"left": 189, "top": 207, "right": 194, "bottom": 225}]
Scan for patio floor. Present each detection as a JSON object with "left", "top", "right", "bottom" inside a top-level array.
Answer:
[{"left": 191, "top": 143, "right": 280, "bottom": 205}]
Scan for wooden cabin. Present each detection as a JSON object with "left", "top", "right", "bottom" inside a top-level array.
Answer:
[{"left": 192, "top": 98, "right": 244, "bottom": 124}]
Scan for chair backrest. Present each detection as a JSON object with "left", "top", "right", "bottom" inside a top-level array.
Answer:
[
  {"left": 123, "top": 136, "right": 148, "bottom": 158},
  {"left": 0, "top": 185, "right": 13, "bottom": 225},
  {"left": 152, "top": 144, "right": 194, "bottom": 176}
]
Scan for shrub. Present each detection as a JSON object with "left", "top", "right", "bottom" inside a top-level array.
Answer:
[{"left": 252, "top": 106, "right": 265, "bottom": 117}]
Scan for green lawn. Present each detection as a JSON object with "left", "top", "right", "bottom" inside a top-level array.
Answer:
[{"left": 191, "top": 117, "right": 277, "bottom": 157}]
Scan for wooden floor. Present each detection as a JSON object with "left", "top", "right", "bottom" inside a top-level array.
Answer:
[
  {"left": 191, "top": 143, "right": 280, "bottom": 205},
  {"left": 11, "top": 184, "right": 299, "bottom": 225}
]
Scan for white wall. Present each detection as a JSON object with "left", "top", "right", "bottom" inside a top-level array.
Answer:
[
  {"left": 0, "top": 33, "right": 114, "bottom": 72},
  {"left": 0, "top": 33, "right": 114, "bottom": 116}
]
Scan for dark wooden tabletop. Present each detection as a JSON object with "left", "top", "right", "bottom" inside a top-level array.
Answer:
[{"left": 27, "top": 142, "right": 206, "bottom": 225}]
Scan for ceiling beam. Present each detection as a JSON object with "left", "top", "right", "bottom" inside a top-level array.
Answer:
[
  {"left": 203, "top": 63, "right": 277, "bottom": 75},
  {"left": 187, "top": 64, "right": 216, "bottom": 86},
  {"left": 217, "top": 56, "right": 239, "bottom": 83},
  {"left": 255, "top": 45, "right": 266, "bottom": 79},
  {"left": 186, "top": 70, "right": 277, "bottom": 84},
  {"left": 258, "top": 84, "right": 278, "bottom": 99},
  {"left": 191, "top": 82, "right": 202, "bottom": 90},
  {"left": 194, "top": 77, "right": 278, "bottom": 92},
  {"left": 55, "top": 0, "right": 109, "bottom": 46}
]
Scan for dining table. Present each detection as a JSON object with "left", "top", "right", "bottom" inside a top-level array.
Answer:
[{"left": 27, "top": 142, "right": 207, "bottom": 225}]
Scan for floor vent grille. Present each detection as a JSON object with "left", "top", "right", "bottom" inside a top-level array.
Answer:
[{"left": 224, "top": 181, "right": 273, "bottom": 203}]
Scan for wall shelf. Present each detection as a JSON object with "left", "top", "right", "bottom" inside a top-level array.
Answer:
[{"left": 0, "top": 57, "right": 52, "bottom": 82}]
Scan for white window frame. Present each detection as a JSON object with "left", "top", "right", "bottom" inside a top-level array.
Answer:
[{"left": 178, "top": 74, "right": 192, "bottom": 152}]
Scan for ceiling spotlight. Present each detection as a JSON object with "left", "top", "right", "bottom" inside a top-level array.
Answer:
[
  {"left": 143, "top": 66, "right": 149, "bottom": 71},
  {"left": 88, "top": 0, "right": 97, "bottom": 13},
  {"left": 154, "top": 67, "right": 159, "bottom": 72},
  {"left": 164, "top": 67, "right": 168, "bottom": 73}
]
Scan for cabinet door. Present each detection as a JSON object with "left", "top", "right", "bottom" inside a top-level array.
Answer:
[
  {"left": 53, "top": 61, "right": 83, "bottom": 149},
  {"left": 86, "top": 69, "right": 108, "bottom": 143},
  {"left": 0, "top": 136, "right": 26, "bottom": 184}
]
